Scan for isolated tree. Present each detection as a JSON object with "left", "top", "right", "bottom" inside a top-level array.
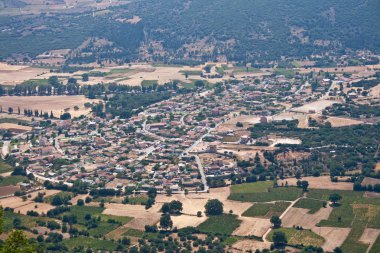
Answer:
[
  {"left": 77, "top": 199, "right": 84, "bottom": 206},
  {"left": 205, "top": 199, "right": 223, "bottom": 216},
  {"left": 301, "top": 180, "right": 309, "bottom": 192},
  {"left": 236, "top": 122, "right": 243, "bottom": 127},
  {"left": 329, "top": 193, "right": 342, "bottom": 206},
  {"left": 82, "top": 73, "right": 89, "bottom": 82},
  {"left": 272, "top": 231, "right": 287, "bottom": 247},
  {"left": 159, "top": 214, "right": 173, "bottom": 230},
  {"left": 270, "top": 215, "right": 282, "bottom": 228}
]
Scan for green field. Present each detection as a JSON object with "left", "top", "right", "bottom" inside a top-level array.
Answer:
[
  {"left": 3, "top": 211, "right": 55, "bottom": 232},
  {"left": 0, "top": 175, "right": 26, "bottom": 186},
  {"left": 294, "top": 198, "right": 325, "bottom": 214},
  {"left": 62, "top": 206, "right": 133, "bottom": 237},
  {"left": 305, "top": 189, "right": 380, "bottom": 253},
  {"left": 45, "top": 191, "right": 72, "bottom": 204},
  {"left": 63, "top": 237, "right": 118, "bottom": 251},
  {"left": 268, "top": 228, "right": 324, "bottom": 247},
  {"left": 197, "top": 214, "right": 241, "bottom": 235},
  {"left": 179, "top": 70, "right": 202, "bottom": 76},
  {"left": 370, "top": 235, "right": 380, "bottom": 253},
  {"left": 123, "top": 228, "right": 144, "bottom": 238},
  {"left": 0, "top": 160, "right": 13, "bottom": 174},
  {"left": 229, "top": 181, "right": 302, "bottom": 202},
  {"left": 141, "top": 80, "right": 158, "bottom": 88},
  {"left": 242, "top": 201, "right": 290, "bottom": 218}
]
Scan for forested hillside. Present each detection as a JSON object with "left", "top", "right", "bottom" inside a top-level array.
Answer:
[{"left": 0, "top": 0, "right": 379, "bottom": 63}]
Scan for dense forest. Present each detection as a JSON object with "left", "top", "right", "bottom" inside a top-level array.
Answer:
[{"left": 0, "top": 0, "right": 379, "bottom": 63}]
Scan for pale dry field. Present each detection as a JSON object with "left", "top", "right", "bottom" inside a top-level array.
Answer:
[
  {"left": 282, "top": 206, "right": 351, "bottom": 252},
  {"left": 313, "top": 227, "right": 351, "bottom": 252},
  {"left": 359, "top": 228, "right": 380, "bottom": 247},
  {"left": 0, "top": 64, "right": 49, "bottom": 85},
  {"left": 230, "top": 240, "right": 271, "bottom": 253},
  {"left": 232, "top": 217, "right": 271, "bottom": 237},
  {"left": 171, "top": 214, "right": 207, "bottom": 229},
  {"left": 278, "top": 176, "right": 353, "bottom": 190},
  {"left": 0, "top": 123, "right": 32, "bottom": 131},
  {"left": 0, "top": 95, "right": 97, "bottom": 117},
  {"left": 15, "top": 202, "right": 55, "bottom": 215},
  {"left": 0, "top": 189, "right": 60, "bottom": 209},
  {"left": 292, "top": 100, "right": 339, "bottom": 113},
  {"left": 326, "top": 117, "right": 364, "bottom": 127},
  {"left": 282, "top": 207, "right": 333, "bottom": 229},
  {"left": 102, "top": 203, "right": 162, "bottom": 230},
  {"left": 362, "top": 177, "right": 380, "bottom": 186}
]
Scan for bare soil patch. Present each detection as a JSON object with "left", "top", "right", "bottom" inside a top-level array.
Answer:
[
  {"left": 0, "top": 185, "right": 20, "bottom": 197},
  {"left": 278, "top": 176, "right": 353, "bottom": 190},
  {"left": 0, "top": 95, "right": 97, "bottom": 118},
  {"left": 326, "top": 117, "right": 364, "bottom": 127},
  {"left": 282, "top": 207, "right": 332, "bottom": 229},
  {"left": 359, "top": 228, "right": 380, "bottom": 246},
  {"left": 232, "top": 217, "right": 271, "bottom": 237},
  {"left": 292, "top": 100, "right": 338, "bottom": 113},
  {"left": 230, "top": 240, "right": 271, "bottom": 253},
  {"left": 171, "top": 214, "right": 207, "bottom": 229},
  {"left": 102, "top": 203, "right": 161, "bottom": 230},
  {"left": 312, "top": 227, "right": 351, "bottom": 252},
  {"left": 0, "top": 123, "right": 32, "bottom": 131},
  {"left": 362, "top": 177, "right": 380, "bottom": 186}
]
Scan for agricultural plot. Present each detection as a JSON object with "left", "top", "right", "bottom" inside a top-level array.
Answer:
[
  {"left": 229, "top": 181, "right": 302, "bottom": 202},
  {"left": 305, "top": 189, "right": 380, "bottom": 253},
  {"left": 293, "top": 198, "right": 325, "bottom": 214},
  {"left": 268, "top": 228, "right": 325, "bottom": 247},
  {"left": 242, "top": 201, "right": 290, "bottom": 218},
  {"left": 63, "top": 237, "right": 118, "bottom": 251},
  {"left": 197, "top": 214, "right": 241, "bottom": 235}
]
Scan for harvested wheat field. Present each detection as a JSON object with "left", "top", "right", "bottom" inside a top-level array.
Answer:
[
  {"left": 230, "top": 240, "right": 271, "bottom": 253},
  {"left": 171, "top": 214, "right": 207, "bottom": 229},
  {"left": 312, "top": 227, "right": 351, "bottom": 252},
  {"left": 0, "top": 63, "right": 49, "bottom": 85},
  {"left": 326, "top": 117, "right": 364, "bottom": 127},
  {"left": 282, "top": 207, "right": 333, "bottom": 229},
  {"left": 292, "top": 99, "right": 338, "bottom": 113},
  {"left": 0, "top": 123, "right": 32, "bottom": 132},
  {"left": 232, "top": 217, "right": 271, "bottom": 237},
  {"left": 102, "top": 203, "right": 162, "bottom": 230},
  {"left": 0, "top": 189, "right": 60, "bottom": 209},
  {"left": 14, "top": 202, "right": 55, "bottom": 215},
  {"left": 0, "top": 95, "right": 98, "bottom": 118},
  {"left": 278, "top": 176, "right": 353, "bottom": 190}
]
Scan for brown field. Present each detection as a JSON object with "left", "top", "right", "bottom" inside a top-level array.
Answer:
[
  {"left": 362, "top": 177, "right": 380, "bottom": 186},
  {"left": 359, "top": 228, "right": 380, "bottom": 246},
  {"left": 232, "top": 217, "right": 271, "bottom": 237},
  {"left": 282, "top": 207, "right": 333, "bottom": 229},
  {"left": 102, "top": 203, "right": 162, "bottom": 230},
  {"left": 171, "top": 214, "right": 207, "bottom": 229},
  {"left": 0, "top": 64, "right": 49, "bottom": 85},
  {"left": 230, "top": 240, "right": 271, "bottom": 253},
  {"left": 291, "top": 99, "right": 339, "bottom": 113},
  {"left": 0, "top": 95, "right": 97, "bottom": 118},
  {"left": 0, "top": 123, "right": 32, "bottom": 132},
  {"left": 314, "top": 227, "right": 351, "bottom": 252},
  {"left": 326, "top": 117, "right": 364, "bottom": 127},
  {"left": 0, "top": 189, "right": 60, "bottom": 210},
  {"left": 14, "top": 202, "right": 55, "bottom": 215},
  {"left": 0, "top": 185, "right": 20, "bottom": 197},
  {"left": 282, "top": 206, "right": 351, "bottom": 251},
  {"left": 278, "top": 176, "right": 353, "bottom": 190}
]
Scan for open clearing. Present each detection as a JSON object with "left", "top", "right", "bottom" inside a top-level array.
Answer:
[
  {"left": 232, "top": 217, "right": 271, "bottom": 237},
  {"left": 291, "top": 99, "right": 339, "bottom": 113},
  {"left": 0, "top": 95, "right": 97, "bottom": 118},
  {"left": 278, "top": 176, "right": 353, "bottom": 190},
  {"left": 102, "top": 203, "right": 161, "bottom": 230},
  {"left": 230, "top": 239, "right": 271, "bottom": 253},
  {"left": 326, "top": 116, "right": 364, "bottom": 127}
]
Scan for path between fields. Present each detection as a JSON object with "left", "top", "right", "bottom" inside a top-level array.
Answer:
[{"left": 262, "top": 196, "right": 304, "bottom": 243}]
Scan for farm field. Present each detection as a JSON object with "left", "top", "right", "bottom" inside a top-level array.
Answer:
[
  {"left": 242, "top": 201, "right": 290, "bottom": 218},
  {"left": 293, "top": 198, "right": 325, "bottom": 214},
  {"left": 197, "top": 214, "right": 241, "bottom": 235},
  {"left": 278, "top": 176, "right": 353, "bottom": 190},
  {"left": 228, "top": 181, "right": 302, "bottom": 202},
  {"left": 268, "top": 228, "right": 325, "bottom": 247},
  {"left": 0, "top": 95, "right": 97, "bottom": 118}
]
